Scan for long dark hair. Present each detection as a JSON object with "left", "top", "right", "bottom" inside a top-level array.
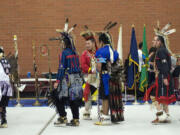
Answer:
[
  {"left": 157, "top": 35, "right": 165, "bottom": 46},
  {"left": 98, "top": 33, "right": 111, "bottom": 45},
  {"left": 63, "top": 36, "right": 72, "bottom": 49},
  {"left": 61, "top": 32, "right": 76, "bottom": 53}
]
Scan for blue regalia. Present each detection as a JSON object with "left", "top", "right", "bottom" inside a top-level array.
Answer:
[{"left": 95, "top": 45, "right": 119, "bottom": 96}]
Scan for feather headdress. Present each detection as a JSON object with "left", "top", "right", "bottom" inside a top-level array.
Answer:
[
  {"left": 154, "top": 21, "right": 176, "bottom": 55},
  {"left": 95, "top": 21, "right": 117, "bottom": 49},
  {"left": 49, "top": 18, "right": 77, "bottom": 53}
]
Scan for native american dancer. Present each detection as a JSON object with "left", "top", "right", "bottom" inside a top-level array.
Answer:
[
  {"left": 0, "top": 47, "right": 13, "bottom": 128},
  {"left": 144, "top": 23, "right": 176, "bottom": 124},
  {"left": 95, "top": 22, "right": 124, "bottom": 125},
  {"left": 48, "top": 19, "right": 83, "bottom": 127},
  {"left": 80, "top": 26, "right": 98, "bottom": 120}
]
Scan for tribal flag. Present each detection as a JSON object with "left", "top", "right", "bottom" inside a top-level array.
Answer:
[
  {"left": 127, "top": 26, "right": 139, "bottom": 89},
  {"left": 139, "top": 25, "right": 149, "bottom": 92}
]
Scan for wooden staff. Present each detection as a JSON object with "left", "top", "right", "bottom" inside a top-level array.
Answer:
[
  {"left": 32, "top": 40, "right": 41, "bottom": 106},
  {"left": 47, "top": 46, "right": 52, "bottom": 92},
  {"left": 14, "top": 35, "right": 23, "bottom": 107}
]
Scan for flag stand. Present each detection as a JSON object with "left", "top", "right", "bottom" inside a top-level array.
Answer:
[{"left": 15, "top": 90, "right": 23, "bottom": 107}]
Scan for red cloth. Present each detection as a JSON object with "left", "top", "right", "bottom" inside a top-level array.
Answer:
[
  {"left": 144, "top": 76, "right": 176, "bottom": 105},
  {"left": 143, "top": 83, "right": 156, "bottom": 101},
  {"left": 81, "top": 50, "right": 95, "bottom": 101},
  {"left": 80, "top": 50, "right": 94, "bottom": 73},
  {"left": 56, "top": 80, "right": 60, "bottom": 83}
]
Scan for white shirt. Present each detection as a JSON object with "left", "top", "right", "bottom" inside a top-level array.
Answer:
[
  {"left": 138, "top": 49, "right": 143, "bottom": 72},
  {"left": 0, "top": 62, "right": 10, "bottom": 82}
]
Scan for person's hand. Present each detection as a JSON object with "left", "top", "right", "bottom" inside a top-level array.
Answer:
[
  {"left": 54, "top": 82, "right": 58, "bottom": 89},
  {"left": 163, "top": 78, "right": 169, "bottom": 86}
]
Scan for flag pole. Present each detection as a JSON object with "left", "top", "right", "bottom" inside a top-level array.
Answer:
[
  {"left": 131, "top": 24, "right": 138, "bottom": 105},
  {"left": 145, "top": 62, "right": 148, "bottom": 104},
  {"left": 133, "top": 63, "right": 138, "bottom": 105},
  {"left": 144, "top": 24, "right": 149, "bottom": 104}
]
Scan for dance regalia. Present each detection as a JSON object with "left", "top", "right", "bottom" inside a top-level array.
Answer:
[
  {"left": 0, "top": 58, "right": 13, "bottom": 107},
  {"left": 56, "top": 48, "right": 83, "bottom": 101},
  {"left": 81, "top": 50, "right": 97, "bottom": 101},
  {"left": 48, "top": 47, "right": 83, "bottom": 126},
  {"left": 81, "top": 50, "right": 93, "bottom": 74},
  {"left": 144, "top": 46, "right": 176, "bottom": 104},
  {"left": 48, "top": 19, "right": 83, "bottom": 126},
  {"left": 95, "top": 45, "right": 124, "bottom": 122}
]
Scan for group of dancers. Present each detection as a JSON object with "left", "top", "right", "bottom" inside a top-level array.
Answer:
[
  {"left": 48, "top": 19, "right": 177, "bottom": 126},
  {"left": 0, "top": 19, "right": 177, "bottom": 128}
]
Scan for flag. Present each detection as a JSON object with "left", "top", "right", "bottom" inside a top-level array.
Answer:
[
  {"left": 139, "top": 25, "right": 149, "bottom": 92},
  {"left": 127, "top": 26, "right": 139, "bottom": 89},
  {"left": 117, "top": 24, "right": 123, "bottom": 60}
]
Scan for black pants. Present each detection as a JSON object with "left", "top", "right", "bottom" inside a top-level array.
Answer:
[
  {"left": 55, "top": 98, "right": 80, "bottom": 119},
  {"left": 0, "top": 107, "right": 6, "bottom": 121},
  {"left": 0, "top": 96, "right": 10, "bottom": 107}
]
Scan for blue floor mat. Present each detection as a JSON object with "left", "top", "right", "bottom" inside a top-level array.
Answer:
[{"left": 8, "top": 99, "right": 154, "bottom": 107}]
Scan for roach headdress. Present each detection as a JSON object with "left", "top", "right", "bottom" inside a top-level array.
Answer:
[{"left": 80, "top": 25, "right": 98, "bottom": 50}]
